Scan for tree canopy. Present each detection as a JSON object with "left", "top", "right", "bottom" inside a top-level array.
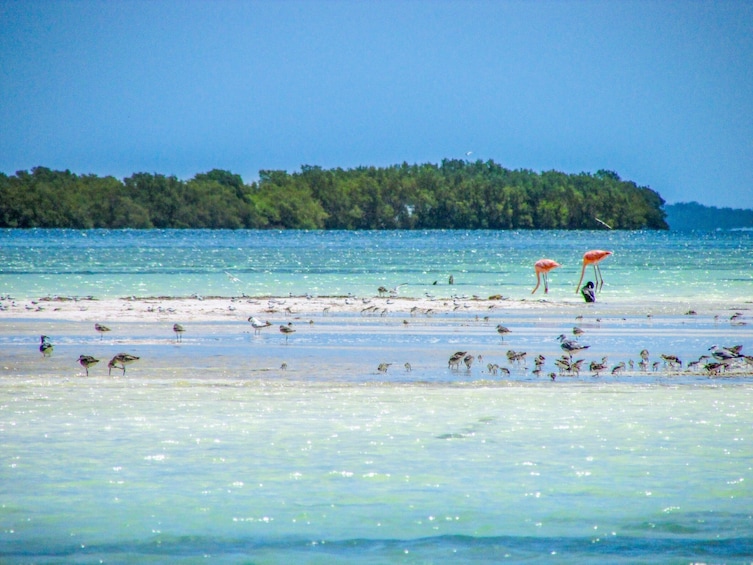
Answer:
[{"left": 0, "top": 160, "right": 668, "bottom": 229}]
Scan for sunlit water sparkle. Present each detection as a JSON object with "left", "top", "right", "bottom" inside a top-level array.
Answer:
[{"left": 1, "top": 229, "right": 752, "bottom": 563}]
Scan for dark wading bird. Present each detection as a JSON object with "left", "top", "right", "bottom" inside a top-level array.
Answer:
[
  {"left": 575, "top": 250, "right": 612, "bottom": 292},
  {"left": 39, "top": 335, "right": 53, "bottom": 357},
  {"left": 94, "top": 323, "right": 111, "bottom": 340}
]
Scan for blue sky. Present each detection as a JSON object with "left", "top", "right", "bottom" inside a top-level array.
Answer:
[{"left": 1, "top": 0, "right": 752, "bottom": 208}]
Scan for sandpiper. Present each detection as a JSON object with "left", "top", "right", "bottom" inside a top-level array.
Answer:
[
  {"left": 173, "top": 323, "right": 185, "bottom": 342},
  {"left": 94, "top": 323, "right": 111, "bottom": 340},
  {"left": 108, "top": 353, "right": 140, "bottom": 376},
  {"left": 78, "top": 355, "right": 99, "bottom": 376},
  {"left": 279, "top": 322, "right": 296, "bottom": 343}
]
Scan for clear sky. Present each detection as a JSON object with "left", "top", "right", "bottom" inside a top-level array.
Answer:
[{"left": 1, "top": 0, "right": 752, "bottom": 208}]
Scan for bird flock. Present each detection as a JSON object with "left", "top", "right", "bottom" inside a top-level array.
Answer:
[{"left": 27, "top": 284, "right": 751, "bottom": 382}]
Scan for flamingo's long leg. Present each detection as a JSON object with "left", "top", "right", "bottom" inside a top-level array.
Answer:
[
  {"left": 544, "top": 273, "right": 549, "bottom": 293},
  {"left": 594, "top": 264, "right": 604, "bottom": 291},
  {"left": 575, "top": 264, "right": 587, "bottom": 293}
]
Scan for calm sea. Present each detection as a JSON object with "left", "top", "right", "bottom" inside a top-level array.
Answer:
[
  {"left": 1, "top": 228, "right": 752, "bottom": 305},
  {"left": 1, "top": 229, "right": 752, "bottom": 563}
]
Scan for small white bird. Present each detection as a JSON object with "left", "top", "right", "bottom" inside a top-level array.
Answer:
[{"left": 248, "top": 316, "right": 272, "bottom": 334}]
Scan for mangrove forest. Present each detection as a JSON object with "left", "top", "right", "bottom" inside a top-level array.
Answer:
[{"left": 0, "top": 159, "right": 668, "bottom": 230}]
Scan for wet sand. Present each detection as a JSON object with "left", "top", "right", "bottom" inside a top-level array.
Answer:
[{"left": 2, "top": 294, "right": 752, "bottom": 383}]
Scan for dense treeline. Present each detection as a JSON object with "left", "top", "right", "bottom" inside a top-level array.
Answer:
[
  {"left": 0, "top": 160, "right": 668, "bottom": 229},
  {"left": 664, "top": 202, "right": 753, "bottom": 231}
]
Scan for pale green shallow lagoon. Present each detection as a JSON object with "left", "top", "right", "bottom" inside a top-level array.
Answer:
[{"left": 2, "top": 380, "right": 752, "bottom": 563}]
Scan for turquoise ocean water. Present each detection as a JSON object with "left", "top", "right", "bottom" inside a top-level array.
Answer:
[
  {"left": 1, "top": 228, "right": 751, "bottom": 304},
  {"left": 1, "top": 229, "right": 752, "bottom": 563}
]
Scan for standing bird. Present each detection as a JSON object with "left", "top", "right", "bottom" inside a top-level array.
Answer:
[
  {"left": 39, "top": 335, "right": 53, "bottom": 357},
  {"left": 173, "top": 323, "right": 185, "bottom": 342},
  {"left": 496, "top": 324, "right": 511, "bottom": 339},
  {"left": 557, "top": 334, "right": 590, "bottom": 356},
  {"left": 532, "top": 259, "right": 561, "bottom": 294},
  {"left": 248, "top": 316, "right": 272, "bottom": 335},
  {"left": 77, "top": 355, "right": 99, "bottom": 376},
  {"left": 575, "top": 250, "right": 612, "bottom": 292},
  {"left": 279, "top": 322, "right": 296, "bottom": 343},
  {"left": 94, "top": 323, "right": 111, "bottom": 340},
  {"left": 108, "top": 353, "right": 140, "bottom": 376},
  {"left": 448, "top": 351, "right": 466, "bottom": 370}
]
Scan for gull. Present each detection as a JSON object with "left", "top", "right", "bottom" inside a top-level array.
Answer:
[
  {"left": 225, "top": 271, "right": 241, "bottom": 283},
  {"left": 557, "top": 334, "right": 589, "bottom": 355},
  {"left": 248, "top": 317, "right": 272, "bottom": 334}
]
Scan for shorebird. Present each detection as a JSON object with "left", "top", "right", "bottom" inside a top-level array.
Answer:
[
  {"left": 78, "top": 355, "right": 99, "bottom": 376},
  {"left": 377, "top": 363, "right": 392, "bottom": 373},
  {"left": 108, "top": 353, "right": 139, "bottom": 375},
  {"left": 39, "top": 335, "right": 53, "bottom": 357},
  {"left": 404, "top": 362, "right": 412, "bottom": 372},
  {"left": 173, "top": 323, "right": 185, "bottom": 342},
  {"left": 575, "top": 250, "right": 612, "bottom": 292},
  {"left": 248, "top": 316, "right": 272, "bottom": 334},
  {"left": 557, "top": 334, "right": 589, "bottom": 356},
  {"left": 496, "top": 324, "right": 511, "bottom": 339},
  {"left": 709, "top": 344, "right": 743, "bottom": 362},
  {"left": 589, "top": 358, "right": 608, "bottom": 376},
  {"left": 94, "top": 323, "right": 111, "bottom": 340},
  {"left": 506, "top": 349, "right": 527, "bottom": 364},
  {"left": 463, "top": 354, "right": 474, "bottom": 371},
  {"left": 532, "top": 258, "right": 561, "bottom": 294},
  {"left": 279, "top": 322, "right": 295, "bottom": 343},
  {"left": 448, "top": 351, "right": 466, "bottom": 370},
  {"left": 660, "top": 354, "right": 682, "bottom": 370}
]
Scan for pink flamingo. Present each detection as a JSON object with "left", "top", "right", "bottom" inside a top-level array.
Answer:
[
  {"left": 575, "top": 250, "right": 612, "bottom": 292},
  {"left": 532, "top": 259, "right": 561, "bottom": 294}
]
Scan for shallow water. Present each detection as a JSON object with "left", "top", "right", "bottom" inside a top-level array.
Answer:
[
  {"left": 2, "top": 229, "right": 753, "bottom": 562},
  {"left": 1, "top": 229, "right": 752, "bottom": 305},
  {"left": 2, "top": 380, "right": 752, "bottom": 563}
]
